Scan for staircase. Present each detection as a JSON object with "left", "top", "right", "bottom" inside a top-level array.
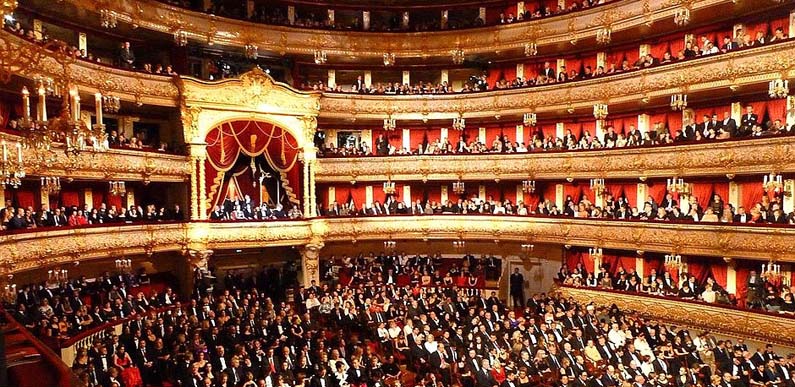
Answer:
[{"left": 1, "top": 311, "right": 74, "bottom": 387}]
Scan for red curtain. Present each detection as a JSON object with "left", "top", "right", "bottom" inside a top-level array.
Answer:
[
  {"left": 735, "top": 264, "right": 751, "bottom": 308},
  {"left": 568, "top": 122, "right": 583, "bottom": 139},
  {"left": 0, "top": 101, "right": 9, "bottom": 129},
  {"left": 710, "top": 261, "right": 728, "bottom": 289},
  {"left": 738, "top": 180, "right": 766, "bottom": 210},
  {"left": 686, "top": 259, "right": 711, "bottom": 284},
  {"left": 11, "top": 188, "right": 35, "bottom": 209},
  {"left": 767, "top": 98, "right": 786, "bottom": 122},
  {"left": 618, "top": 255, "right": 637, "bottom": 273},
  {"left": 540, "top": 182, "right": 557, "bottom": 204},
  {"left": 713, "top": 183, "right": 729, "bottom": 209},
  {"left": 582, "top": 254, "right": 595, "bottom": 274},
  {"left": 647, "top": 181, "right": 667, "bottom": 205},
  {"left": 204, "top": 120, "right": 302, "bottom": 213},
  {"left": 59, "top": 190, "right": 80, "bottom": 208},
  {"left": 581, "top": 121, "right": 596, "bottom": 138},
  {"left": 651, "top": 40, "right": 671, "bottom": 59},
  {"left": 690, "top": 182, "right": 714, "bottom": 209},
  {"left": 746, "top": 101, "right": 768, "bottom": 123},
  {"left": 565, "top": 251, "right": 583, "bottom": 270},
  {"left": 566, "top": 58, "right": 582, "bottom": 76},
  {"left": 503, "top": 66, "right": 517, "bottom": 82},
  {"left": 602, "top": 254, "right": 619, "bottom": 273},
  {"left": 644, "top": 256, "right": 663, "bottom": 277},
  {"left": 563, "top": 183, "right": 583, "bottom": 203}
]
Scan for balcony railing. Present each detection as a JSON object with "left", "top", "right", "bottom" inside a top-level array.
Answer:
[
  {"left": 315, "top": 135, "right": 795, "bottom": 182},
  {"left": 2, "top": 216, "right": 795, "bottom": 277},
  {"left": 556, "top": 284, "right": 795, "bottom": 347}
]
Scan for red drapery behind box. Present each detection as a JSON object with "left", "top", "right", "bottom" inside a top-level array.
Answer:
[
  {"left": 644, "top": 256, "right": 663, "bottom": 277},
  {"left": 204, "top": 120, "right": 302, "bottom": 214},
  {"left": 745, "top": 101, "right": 768, "bottom": 122},
  {"left": 690, "top": 182, "right": 715, "bottom": 209},
  {"left": 710, "top": 260, "right": 728, "bottom": 289},
  {"left": 618, "top": 255, "right": 637, "bottom": 273},
  {"left": 737, "top": 180, "right": 767, "bottom": 210},
  {"left": 766, "top": 98, "right": 786, "bottom": 122},
  {"left": 647, "top": 181, "right": 668, "bottom": 205}
]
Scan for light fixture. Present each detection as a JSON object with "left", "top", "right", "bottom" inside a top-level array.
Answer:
[
  {"left": 673, "top": 7, "right": 690, "bottom": 26},
  {"left": 666, "top": 177, "right": 691, "bottom": 194},
  {"left": 593, "top": 104, "right": 608, "bottom": 120},
  {"left": 453, "top": 240, "right": 466, "bottom": 249},
  {"left": 115, "top": 258, "right": 132, "bottom": 272},
  {"left": 588, "top": 247, "right": 603, "bottom": 259},
  {"left": 762, "top": 172, "right": 785, "bottom": 194},
  {"left": 244, "top": 44, "right": 258, "bottom": 60},
  {"left": 41, "top": 176, "right": 61, "bottom": 195},
  {"left": 769, "top": 78, "right": 789, "bottom": 99},
  {"left": 523, "top": 112, "right": 537, "bottom": 127},
  {"left": 452, "top": 115, "right": 465, "bottom": 131},
  {"left": 383, "top": 52, "right": 395, "bottom": 66},
  {"left": 173, "top": 29, "right": 188, "bottom": 46},
  {"left": 109, "top": 181, "right": 127, "bottom": 196},
  {"left": 522, "top": 180, "right": 536, "bottom": 193},
  {"left": 761, "top": 260, "right": 783, "bottom": 283},
  {"left": 383, "top": 115, "right": 396, "bottom": 131},
  {"left": 596, "top": 27, "right": 611, "bottom": 45},
  {"left": 589, "top": 178, "right": 606, "bottom": 196},
  {"left": 1, "top": 282, "right": 16, "bottom": 304},
  {"left": 452, "top": 180, "right": 465, "bottom": 194},
  {"left": 524, "top": 42, "right": 538, "bottom": 56},
  {"left": 383, "top": 179, "right": 396, "bottom": 195},
  {"left": 451, "top": 48, "right": 465, "bottom": 65},
  {"left": 664, "top": 253, "right": 682, "bottom": 270},
  {"left": 48, "top": 268, "right": 68, "bottom": 284},
  {"left": 100, "top": 9, "right": 118, "bottom": 29},
  {"left": 521, "top": 243, "right": 534, "bottom": 252},
  {"left": 102, "top": 94, "right": 120, "bottom": 114},
  {"left": 384, "top": 240, "right": 396, "bottom": 250},
  {"left": 314, "top": 50, "right": 327, "bottom": 64},
  {"left": 670, "top": 94, "right": 688, "bottom": 111},
  {"left": 1, "top": 138, "right": 24, "bottom": 189}
]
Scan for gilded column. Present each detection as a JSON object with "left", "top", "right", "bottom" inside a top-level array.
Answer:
[
  {"left": 198, "top": 156, "right": 207, "bottom": 219},
  {"left": 309, "top": 160, "right": 317, "bottom": 217},
  {"left": 190, "top": 156, "right": 199, "bottom": 220},
  {"left": 300, "top": 242, "right": 323, "bottom": 287},
  {"left": 302, "top": 157, "right": 310, "bottom": 218}
]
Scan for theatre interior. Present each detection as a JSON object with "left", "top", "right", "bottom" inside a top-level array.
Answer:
[{"left": 1, "top": 0, "right": 795, "bottom": 386}]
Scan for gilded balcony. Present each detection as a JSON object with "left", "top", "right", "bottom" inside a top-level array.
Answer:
[{"left": 2, "top": 216, "right": 793, "bottom": 276}]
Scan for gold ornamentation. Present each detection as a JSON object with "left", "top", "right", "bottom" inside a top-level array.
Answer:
[{"left": 557, "top": 285, "right": 795, "bottom": 347}]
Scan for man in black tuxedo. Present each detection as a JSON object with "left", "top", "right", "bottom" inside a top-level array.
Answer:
[
  {"left": 118, "top": 41, "right": 135, "bottom": 69},
  {"left": 603, "top": 126, "right": 618, "bottom": 145},
  {"left": 309, "top": 367, "right": 334, "bottom": 387},
  {"left": 347, "top": 358, "right": 369, "bottom": 387},
  {"left": 510, "top": 268, "right": 524, "bottom": 307},
  {"left": 722, "top": 36, "right": 739, "bottom": 52},
  {"left": 375, "top": 134, "right": 390, "bottom": 155},
  {"left": 353, "top": 75, "right": 366, "bottom": 93},
  {"left": 720, "top": 111, "right": 738, "bottom": 137},
  {"left": 541, "top": 61, "right": 556, "bottom": 79},
  {"left": 740, "top": 105, "right": 758, "bottom": 135},
  {"left": 475, "top": 358, "right": 497, "bottom": 387}
]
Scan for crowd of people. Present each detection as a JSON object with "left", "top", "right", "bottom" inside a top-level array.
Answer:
[
  {"left": 318, "top": 106, "right": 793, "bottom": 158},
  {"left": 321, "top": 190, "right": 795, "bottom": 226},
  {"left": 9, "top": 270, "right": 178, "bottom": 345},
  {"left": 305, "top": 25, "right": 788, "bottom": 95},
  {"left": 320, "top": 252, "right": 502, "bottom": 290},
  {"left": 28, "top": 261, "right": 794, "bottom": 387},
  {"left": 558, "top": 264, "right": 795, "bottom": 314},
  {"left": 0, "top": 200, "right": 185, "bottom": 232},
  {"left": 209, "top": 195, "right": 304, "bottom": 221},
  {"left": 159, "top": 0, "right": 613, "bottom": 32}
]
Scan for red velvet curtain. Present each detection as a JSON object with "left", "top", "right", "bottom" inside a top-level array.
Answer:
[
  {"left": 647, "top": 181, "right": 667, "bottom": 205},
  {"left": 204, "top": 120, "right": 301, "bottom": 213},
  {"left": 710, "top": 261, "right": 728, "bottom": 289},
  {"left": 738, "top": 180, "right": 766, "bottom": 211},
  {"left": 565, "top": 251, "right": 583, "bottom": 270},
  {"left": 690, "top": 182, "right": 714, "bottom": 209},
  {"left": 10, "top": 188, "right": 35, "bottom": 209},
  {"left": 563, "top": 183, "right": 583, "bottom": 203},
  {"left": 0, "top": 101, "right": 9, "bottom": 129},
  {"left": 601, "top": 254, "right": 619, "bottom": 273},
  {"left": 581, "top": 121, "right": 596, "bottom": 138},
  {"left": 618, "top": 255, "right": 637, "bottom": 273},
  {"left": 686, "top": 259, "right": 711, "bottom": 284},
  {"left": 746, "top": 101, "right": 768, "bottom": 123},
  {"left": 644, "top": 256, "right": 663, "bottom": 277},
  {"left": 713, "top": 183, "right": 729, "bottom": 209},
  {"left": 735, "top": 264, "right": 751, "bottom": 308},
  {"left": 503, "top": 66, "right": 517, "bottom": 82},
  {"left": 767, "top": 98, "right": 786, "bottom": 122}
]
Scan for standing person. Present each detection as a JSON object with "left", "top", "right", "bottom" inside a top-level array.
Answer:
[{"left": 510, "top": 268, "right": 525, "bottom": 307}]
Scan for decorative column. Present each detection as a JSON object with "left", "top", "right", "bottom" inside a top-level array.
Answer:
[
  {"left": 302, "top": 156, "right": 310, "bottom": 218},
  {"left": 364, "top": 71, "right": 372, "bottom": 89},
  {"left": 300, "top": 242, "right": 324, "bottom": 286},
  {"left": 555, "top": 184, "right": 564, "bottom": 210},
  {"left": 725, "top": 257, "right": 737, "bottom": 295},
  {"left": 287, "top": 5, "right": 295, "bottom": 24},
  {"left": 189, "top": 156, "right": 199, "bottom": 220},
  {"left": 441, "top": 10, "right": 448, "bottom": 29},
  {"left": 402, "top": 71, "right": 410, "bottom": 86},
  {"left": 327, "top": 70, "right": 336, "bottom": 89},
  {"left": 185, "top": 249, "right": 213, "bottom": 297},
  {"left": 198, "top": 155, "right": 207, "bottom": 219},
  {"left": 636, "top": 182, "right": 648, "bottom": 209},
  {"left": 363, "top": 11, "right": 370, "bottom": 30},
  {"left": 309, "top": 160, "right": 317, "bottom": 217},
  {"left": 440, "top": 69, "right": 449, "bottom": 84}
]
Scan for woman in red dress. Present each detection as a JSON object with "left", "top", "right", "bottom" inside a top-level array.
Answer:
[{"left": 114, "top": 345, "right": 143, "bottom": 387}]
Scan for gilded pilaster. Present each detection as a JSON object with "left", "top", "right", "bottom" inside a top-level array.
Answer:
[
  {"left": 300, "top": 242, "right": 323, "bottom": 286},
  {"left": 309, "top": 160, "right": 317, "bottom": 217},
  {"left": 303, "top": 158, "right": 310, "bottom": 218},
  {"left": 189, "top": 156, "right": 199, "bottom": 220},
  {"left": 198, "top": 156, "right": 207, "bottom": 219}
]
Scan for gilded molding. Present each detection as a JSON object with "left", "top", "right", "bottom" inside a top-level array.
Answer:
[
  {"left": 53, "top": 0, "right": 731, "bottom": 59},
  {"left": 0, "top": 135, "right": 191, "bottom": 183},
  {"left": 0, "top": 30, "right": 179, "bottom": 106},
  {"left": 557, "top": 285, "right": 795, "bottom": 348},
  {"left": 319, "top": 42, "right": 795, "bottom": 119},
  {"left": 315, "top": 136, "right": 795, "bottom": 182},
  {"left": 2, "top": 217, "right": 794, "bottom": 276}
]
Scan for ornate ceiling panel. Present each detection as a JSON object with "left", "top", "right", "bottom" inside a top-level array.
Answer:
[{"left": 57, "top": 0, "right": 731, "bottom": 58}]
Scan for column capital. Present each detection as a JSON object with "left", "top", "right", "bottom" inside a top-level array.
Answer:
[
  {"left": 300, "top": 242, "right": 324, "bottom": 286},
  {"left": 186, "top": 248, "right": 214, "bottom": 272}
]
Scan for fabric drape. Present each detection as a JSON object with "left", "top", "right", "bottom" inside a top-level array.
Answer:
[{"left": 204, "top": 120, "right": 301, "bottom": 213}]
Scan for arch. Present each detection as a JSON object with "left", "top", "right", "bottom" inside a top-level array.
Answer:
[{"left": 203, "top": 119, "right": 303, "bottom": 214}]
